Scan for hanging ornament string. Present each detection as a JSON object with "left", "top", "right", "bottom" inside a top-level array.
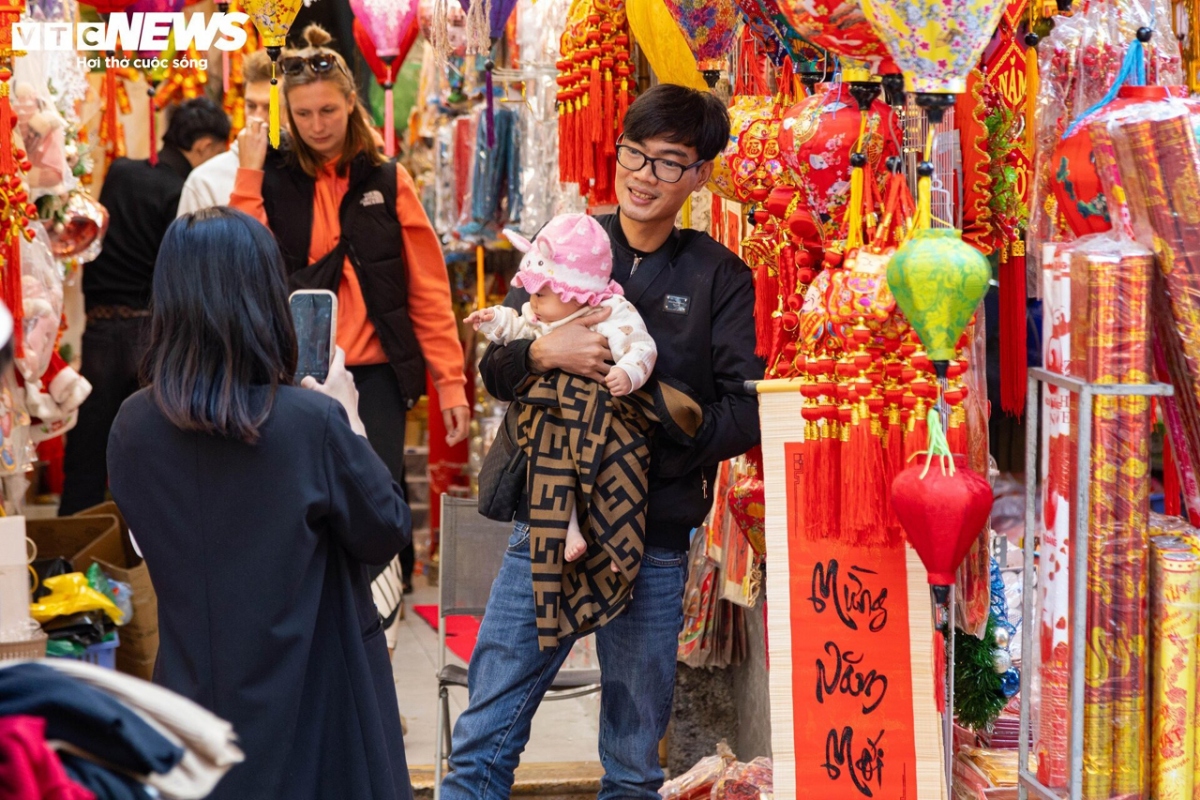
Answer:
[
  {"left": 917, "top": 407, "right": 955, "bottom": 479},
  {"left": 1062, "top": 28, "right": 1153, "bottom": 139}
]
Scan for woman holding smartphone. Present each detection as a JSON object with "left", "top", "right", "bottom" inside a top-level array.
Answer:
[
  {"left": 232, "top": 25, "right": 468, "bottom": 644},
  {"left": 107, "top": 207, "right": 413, "bottom": 800}
]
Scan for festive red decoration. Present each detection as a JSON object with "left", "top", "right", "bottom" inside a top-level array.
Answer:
[
  {"left": 891, "top": 448, "right": 993, "bottom": 589},
  {"left": 557, "top": 0, "right": 631, "bottom": 205},
  {"left": 1051, "top": 85, "right": 1186, "bottom": 238},
  {"left": 728, "top": 467, "right": 766, "bottom": 554},
  {"left": 779, "top": 83, "right": 900, "bottom": 240}
]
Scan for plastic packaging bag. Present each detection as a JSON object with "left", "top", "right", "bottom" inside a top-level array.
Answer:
[
  {"left": 29, "top": 572, "right": 124, "bottom": 625},
  {"left": 12, "top": 48, "right": 72, "bottom": 199},
  {"left": 711, "top": 757, "right": 773, "bottom": 799},
  {"left": 85, "top": 562, "right": 132, "bottom": 626},
  {"left": 659, "top": 743, "right": 736, "bottom": 799}
]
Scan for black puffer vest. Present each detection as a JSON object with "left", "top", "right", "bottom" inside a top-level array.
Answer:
[{"left": 261, "top": 149, "right": 426, "bottom": 407}]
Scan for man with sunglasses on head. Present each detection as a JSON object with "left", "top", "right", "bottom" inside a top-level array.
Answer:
[
  {"left": 442, "top": 84, "right": 765, "bottom": 800},
  {"left": 176, "top": 50, "right": 287, "bottom": 215}
]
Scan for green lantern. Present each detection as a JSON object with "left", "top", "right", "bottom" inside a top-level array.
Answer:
[{"left": 887, "top": 228, "right": 989, "bottom": 364}]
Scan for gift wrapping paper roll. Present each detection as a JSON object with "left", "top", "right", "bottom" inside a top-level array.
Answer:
[
  {"left": 1150, "top": 546, "right": 1200, "bottom": 800},
  {"left": 1111, "top": 254, "right": 1153, "bottom": 800}
]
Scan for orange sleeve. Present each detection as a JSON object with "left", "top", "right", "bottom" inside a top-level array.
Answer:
[
  {"left": 229, "top": 168, "right": 270, "bottom": 228},
  {"left": 396, "top": 163, "right": 468, "bottom": 410}
]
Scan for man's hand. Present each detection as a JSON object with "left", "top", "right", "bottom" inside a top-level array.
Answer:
[
  {"left": 237, "top": 118, "right": 269, "bottom": 170},
  {"left": 443, "top": 405, "right": 470, "bottom": 446},
  {"left": 527, "top": 306, "right": 614, "bottom": 382},
  {"left": 605, "top": 367, "right": 634, "bottom": 397}
]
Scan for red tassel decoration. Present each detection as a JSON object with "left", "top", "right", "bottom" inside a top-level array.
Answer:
[
  {"left": 817, "top": 414, "right": 840, "bottom": 539},
  {"left": 147, "top": 87, "right": 158, "bottom": 166},
  {"left": 884, "top": 408, "right": 905, "bottom": 538},
  {"left": 1165, "top": 424, "right": 1182, "bottom": 516},
  {"left": 589, "top": 56, "right": 602, "bottom": 145},
  {"left": 946, "top": 408, "right": 968, "bottom": 456},
  {"left": 840, "top": 401, "right": 887, "bottom": 545},
  {"left": 905, "top": 400, "right": 929, "bottom": 462},
  {"left": 3, "top": 239, "right": 21, "bottom": 359},
  {"left": 801, "top": 414, "right": 825, "bottom": 540},
  {"left": 999, "top": 237, "right": 1027, "bottom": 416},
  {"left": 601, "top": 65, "right": 615, "bottom": 156},
  {"left": 617, "top": 76, "right": 630, "bottom": 128}
]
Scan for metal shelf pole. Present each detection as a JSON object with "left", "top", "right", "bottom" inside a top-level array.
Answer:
[{"left": 1017, "top": 367, "right": 1174, "bottom": 800}]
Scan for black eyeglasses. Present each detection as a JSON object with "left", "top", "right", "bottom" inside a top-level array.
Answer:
[
  {"left": 615, "top": 143, "right": 704, "bottom": 183},
  {"left": 279, "top": 54, "right": 350, "bottom": 78}
]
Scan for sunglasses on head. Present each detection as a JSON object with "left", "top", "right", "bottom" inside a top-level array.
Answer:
[{"left": 279, "top": 54, "right": 349, "bottom": 77}]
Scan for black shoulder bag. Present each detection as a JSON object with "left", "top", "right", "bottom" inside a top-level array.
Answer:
[{"left": 476, "top": 403, "right": 527, "bottom": 522}]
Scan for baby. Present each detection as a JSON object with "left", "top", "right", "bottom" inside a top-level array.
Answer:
[{"left": 466, "top": 213, "right": 656, "bottom": 562}]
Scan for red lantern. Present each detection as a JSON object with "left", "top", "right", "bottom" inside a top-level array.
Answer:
[
  {"left": 1050, "top": 85, "right": 1187, "bottom": 237},
  {"left": 779, "top": 83, "right": 900, "bottom": 240},
  {"left": 891, "top": 448, "right": 993, "bottom": 597}
]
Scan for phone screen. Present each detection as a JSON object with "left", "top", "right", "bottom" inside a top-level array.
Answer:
[{"left": 290, "top": 292, "right": 334, "bottom": 384}]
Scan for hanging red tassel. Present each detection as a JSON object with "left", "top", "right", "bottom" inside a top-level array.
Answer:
[
  {"left": 1165, "top": 422, "right": 1182, "bottom": 516},
  {"left": 3, "top": 239, "right": 22, "bottom": 359},
  {"left": 817, "top": 413, "right": 840, "bottom": 539},
  {"left": 905, "top": 400, "right": 929, "bottom": 462},
  {"left": 602, "top": 64, "right": 615, "bottom": 156},
  {"left": 801, "top": 415, "right": 825, "bottom": 540},
  {"left": 840, "top": 400, "right": 887, "bottom": 545},
  {"left": 147, "top": 86, "right": 158, "bottom": 166},
  {"left": 999, "top": 234, "right": 1027, "bottom": 416},
  {"left": 754, "top": 261, "right": 778, "bottom": 361},
  {"left": 589, "top": 54, "right": 602, "bottom": 145},
  {"left": 946, "top": 406, "right": 968, "bottom": 456},
  {"left": 884, "top": 408, "right": 905, "bottom": 538}
]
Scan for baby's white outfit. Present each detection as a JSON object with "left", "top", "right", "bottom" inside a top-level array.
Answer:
[{"left": 476, "top": 296, "right": 657, "bottom": 390}]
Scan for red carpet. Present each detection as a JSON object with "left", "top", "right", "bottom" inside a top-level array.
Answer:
[{"left": 413, "top": 605, "right": 481, "bottom": 663}]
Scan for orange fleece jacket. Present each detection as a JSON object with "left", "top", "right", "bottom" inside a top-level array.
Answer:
[{"left": 231, "top": 162, "right": 467, "bottom": 411}]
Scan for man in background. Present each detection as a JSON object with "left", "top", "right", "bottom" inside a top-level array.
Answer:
[
  {"left": 176, "top": 52, "right": 282, "bottom": 215},
  {"left": 60, "top": 97, "right": 231, "bottom": 515}
]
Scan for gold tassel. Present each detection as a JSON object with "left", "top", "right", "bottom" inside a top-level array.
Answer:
[
  {"left": 269, "top": 63, "right": 280, "bottom": 148},
  {"left": 1025, "top": 35, "right": 1039, "bottom": 153},
  {"left": 844, "top": 112, "right": 868, "bottom": 250},
  {"left": 917, "top": 128, "right": 934, "bottom": 230}
]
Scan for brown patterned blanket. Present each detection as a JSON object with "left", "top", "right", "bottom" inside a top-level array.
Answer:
[{"left": 516, "top": 372, "right": 702, "bottom": 650}]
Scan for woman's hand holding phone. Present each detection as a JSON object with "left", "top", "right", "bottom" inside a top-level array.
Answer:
[{"left": 302, "top": 348, "right": 368, "bottom": 437}]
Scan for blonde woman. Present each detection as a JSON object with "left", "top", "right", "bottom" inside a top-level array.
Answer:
[{"left": 232, "top": 25, "right": 468, "bottom": 648}]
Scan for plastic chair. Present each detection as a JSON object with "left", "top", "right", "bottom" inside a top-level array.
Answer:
[{"left": 433, "top": 495, "right": 601, "bottom": 798}]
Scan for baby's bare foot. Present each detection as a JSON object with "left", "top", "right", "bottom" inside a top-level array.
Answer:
[{"left": 565, "top": 530, "right": 587, "bottom": 562}]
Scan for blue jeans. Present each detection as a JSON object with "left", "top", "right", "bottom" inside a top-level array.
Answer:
[{"left": 440, "top": 522, "right": 688, "bottom": 800}]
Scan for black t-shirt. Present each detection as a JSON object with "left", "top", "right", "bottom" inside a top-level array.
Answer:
[{"left": 83, "top": 146, "right": 192, "bottom": 311}]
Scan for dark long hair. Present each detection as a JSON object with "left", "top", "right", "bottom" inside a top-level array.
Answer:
[{"left": 144, "top": 207, "right": 297, "bottom": 444}]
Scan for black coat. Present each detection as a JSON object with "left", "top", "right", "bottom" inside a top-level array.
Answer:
[
  {"left": 107, "top": 386, "right": 413, "bottom": 800},
  {"left": 481, "top": 213, "right": 765, "bottom": 552}
]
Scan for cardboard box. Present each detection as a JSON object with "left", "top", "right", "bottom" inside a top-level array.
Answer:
[
  {"left": 115, "top": 648, "right": 156, "bottom": 682},
  {"left": 26, "top": 515, "right": 121, "bottom": 569}
]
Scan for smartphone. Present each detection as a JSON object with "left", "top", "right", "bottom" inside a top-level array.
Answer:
[{"left": 290, "top": 290, "right": 337, "bottom": 385}]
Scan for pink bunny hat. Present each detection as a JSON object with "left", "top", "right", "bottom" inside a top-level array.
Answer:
[{"left": 503, "top": 214, "right": 622, "bottom": 307}]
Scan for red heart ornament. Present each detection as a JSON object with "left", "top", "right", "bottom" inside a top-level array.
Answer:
[{"left": 890, "top": 455, "right": 993, "bottom": 588}]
